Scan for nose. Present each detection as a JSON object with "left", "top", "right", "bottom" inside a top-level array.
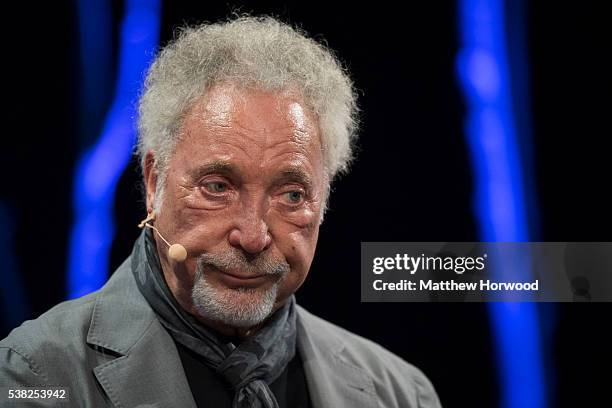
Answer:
[{"left": 228, "top": 201, "right": 272, "bottom": 254}]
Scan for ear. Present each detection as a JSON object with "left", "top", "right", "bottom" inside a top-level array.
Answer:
[{"left": 143, "top": 150, "right": 158, "bottom": 211}]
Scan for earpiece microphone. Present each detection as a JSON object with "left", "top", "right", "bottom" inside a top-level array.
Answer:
[{"left": 138, "top": 211, "right": 188, "bottom": 262}]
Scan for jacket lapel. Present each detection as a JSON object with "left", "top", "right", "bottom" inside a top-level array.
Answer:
[
  {"left": 87, "top": 258, "right": 197, "bottom": 408},
  {"left": 296, "top": 306, "right": 378, "bottom": 408}
]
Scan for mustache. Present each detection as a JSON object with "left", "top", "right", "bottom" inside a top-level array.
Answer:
[{"left": 195, "top": 249, "right": 290, "bottom": 277}]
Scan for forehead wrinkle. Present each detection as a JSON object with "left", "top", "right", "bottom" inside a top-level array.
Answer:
[
  {"left": 232, "top": 119, "right": 303, "bottom": 147},
  {"left": 208, "top": 137, "right": 315, "bottom": 173},
  {"left": 215, "top": 136, "right": 256, "bottom": 160},
  {"left": 232, "top": 112, "right": 315, "bottom": 136},
  {"left": 229, "top": 121, "right": 268, "bottom": 148},
  {"left": 182, "top": 121, "right": 320, "bottom": 172},
  {"left": 258, "top": 151, "right": 318, "bottom": 181},
  {"left": 226, "top": 124, "right": 316, "bottom": 163},
  {"left": 261, "top": 139, "right": 315, "bottom": 164}
]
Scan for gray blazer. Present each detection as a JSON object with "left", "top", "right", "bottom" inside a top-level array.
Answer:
[{"left": 1, "top": 257, "right": 441, "bottom": 408}]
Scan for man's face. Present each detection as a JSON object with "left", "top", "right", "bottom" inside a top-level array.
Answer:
[{"left": 145, "top": 83, "right": 325, "bottom": 330}]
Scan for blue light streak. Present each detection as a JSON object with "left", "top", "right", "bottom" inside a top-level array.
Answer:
[
  {"left": 456, "top": 0, "right": 547, "bottom": 407},
  {"left": 76, "top": 0, "right": 112, "bottom": 147},
  {"left": 68, "top": 0, "right": 160, "bottom": 298}
]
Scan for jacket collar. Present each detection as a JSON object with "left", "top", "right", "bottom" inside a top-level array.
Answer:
[
  {"left": 86, "top": 258, "right": 153, "bottom": 355},
  {"left": 87, "top": 257, "right": 197, "bottom": 408}
]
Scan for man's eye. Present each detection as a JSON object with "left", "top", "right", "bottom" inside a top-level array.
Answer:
[
  {"left": 203, "top": 182, "right": 228, "bottom": 193},
  {"left": 284, "top": 191, "right": 304, "bottom": 204}
]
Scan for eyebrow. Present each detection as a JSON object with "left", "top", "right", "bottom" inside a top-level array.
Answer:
[
  {"left": 272, "top": 166, "right": 314, "bottom": 192},
  {"left": 189, "top": 160, "right": 243, "bottom": 182},
  {"left": 189, "top": 160, "right": 314, "bottom": 191}
]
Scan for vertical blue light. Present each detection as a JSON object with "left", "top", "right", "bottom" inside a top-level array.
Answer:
[
  {"left": 456, "top": 1, "right": 547, "bottom": 408},
  {"left": 68, "top": 0, "right": 161, "bottom": 298},
  {"left": 76, "top": 0, "right": 112, "bottom": 147}
]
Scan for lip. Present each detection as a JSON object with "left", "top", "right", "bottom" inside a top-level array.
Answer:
[{"left": 209, "top": 266, "right": 270, "bottom": 287}]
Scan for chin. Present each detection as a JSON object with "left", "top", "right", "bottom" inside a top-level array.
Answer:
[{"left": 191, "top": 276, "right": 280, "bottom": 329}]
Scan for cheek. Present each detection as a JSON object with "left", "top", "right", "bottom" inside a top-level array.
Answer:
[
  {"left": 275, "top": 223, "right": 320, "bottom": 298},
  {"left": 279, "top": 207, "right": 319, "bottom": 229},
  {"left": 159, "top": 188, "right": 233, "bottom": 255},
  {"left": 270, "top": 194, "right": 323, "bottom": 230},
  {"left": 174, "top": 211, "right": 233, "bottom": 254}
]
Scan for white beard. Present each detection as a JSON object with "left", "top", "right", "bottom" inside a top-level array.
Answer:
[{"left": 191, "top": 260, "right": 284, "bottom": 328}]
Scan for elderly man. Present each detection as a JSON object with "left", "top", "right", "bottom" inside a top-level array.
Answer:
[{"left": 1, "top": 17, "right": 440, "bottom": 408}]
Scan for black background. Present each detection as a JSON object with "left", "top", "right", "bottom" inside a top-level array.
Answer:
[{"left": 1, "top": 1, "right": 611, "bottom": 407}]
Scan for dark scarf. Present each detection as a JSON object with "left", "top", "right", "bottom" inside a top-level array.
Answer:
[{"left": 131, "top": 229, "right": 297, "bottom": 408}]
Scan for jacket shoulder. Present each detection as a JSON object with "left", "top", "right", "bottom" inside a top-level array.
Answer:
[
  {"left": 0, "top": 290, "right": 99, "bottom": 385},
  {"left": 296, "top": 305, "right": 441, "bottom": 408}
]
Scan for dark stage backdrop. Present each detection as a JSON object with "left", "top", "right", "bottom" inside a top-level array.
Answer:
[{"left": 1, "top": 1, "right": 610, "bottom": 407}]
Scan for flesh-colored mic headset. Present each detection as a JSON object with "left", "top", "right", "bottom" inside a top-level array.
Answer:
[{"left": 138, "top": 211, "right": 188, "bottom": 262}]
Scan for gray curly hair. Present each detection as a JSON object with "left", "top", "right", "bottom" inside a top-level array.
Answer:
[{"left": 137, "top": 16, "right": 359, "bottom": 215}]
